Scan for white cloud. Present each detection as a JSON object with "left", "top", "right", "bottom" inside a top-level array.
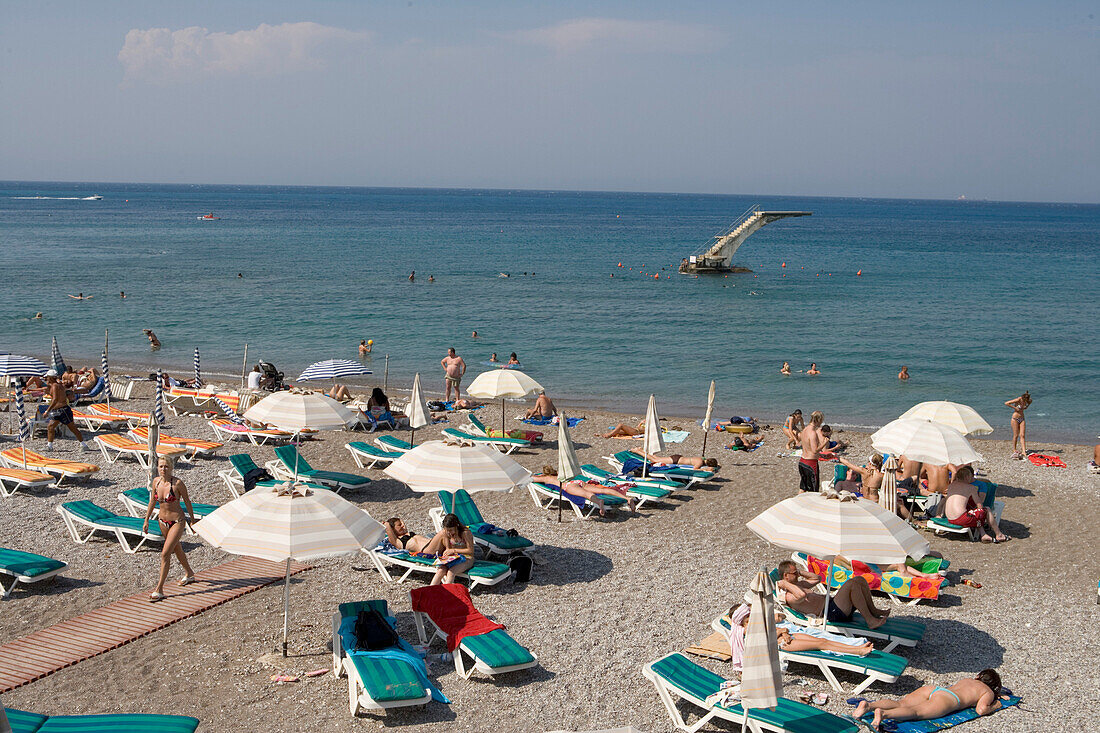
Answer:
[
  {"left": 119, "top": 22, "right": 368, "bottom": 81},
  {"left": 504, "top": 17, "right": 718, "bottom": 53}
]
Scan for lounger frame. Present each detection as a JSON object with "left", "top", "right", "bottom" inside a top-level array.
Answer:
[
  {"left": 55, "top": 503, "right": 161, "bottom": 554},
  {"left": 604, "top": 453, "right": 711, "bottom": 488},
  {"left": 0, "top": 450, "right": 98, "bottom": 487},
  {"left": 330, "top": 611, "right": 434, "bottom": 715},
  {"left": 0, "top": 468, "right": 55, "bottom": 498},
  {"left": 374, "top": 435, "right": 413, "bottom": 454},
  {"left": 527, "top": 481, "right": 615, "bottom": 519},
  {"left": 445, "top": 427, "right": 525, "bottom": 454},
  {"left": 0, "top": 554, "right": 67, "bottom": 598},
  {"left": 345, "top": 442, "right": 400, "bottom": 469},
  {"left": 94, "top": 434, "right": 186, "bottom": 470},
  {"left": 361, "top": 548, "right": 509, "bottom": 591}
]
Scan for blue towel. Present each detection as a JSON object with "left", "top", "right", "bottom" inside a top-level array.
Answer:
[
  {"left": 522, "top": 416, "right": 583, "bottom": 427},
  {"left": 662, "top": 430, "right": 690, "bottom": 444},
  {"left": 352, "top": 646, "right": 450, "bottom": 704},
  {"left": 620, "top": 458, "right": 646, "bottom": 475},
  {"left": 859, "top": 696, "right": 1021, "bottom": 732},
  {"left": 374, "top": 539, "right": 405, "bottom": 557}
]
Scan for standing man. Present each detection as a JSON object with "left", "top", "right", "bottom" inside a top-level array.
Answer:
[
  {"left": 798, "top": 410, "right": 826, "bottom": 492},
  {"left": 42, "top": 370, "right": 93, "bottom": 452},
  {"left": 441, "top": 347, "right": 466, "bottom": 402}
]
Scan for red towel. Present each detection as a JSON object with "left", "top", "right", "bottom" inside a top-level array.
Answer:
[
  {"left": 1027, "top": 454, "right": 1067, "bottom": 468},
  {"left": 410, "top": 583, "right": 505, "bottom": 653}
]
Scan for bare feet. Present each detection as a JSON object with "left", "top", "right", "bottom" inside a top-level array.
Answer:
[
  {"left": 865, "top": 614, "right": 889, "bottom": 630},
  {"left": 852, "top": 643, "right": 874, "bottom": 656},
  {"left": 854, "top": 701, "right": 870, "bottom": 719},
  {"left": 872, "top": 709, "right": 883, "bottom": 730}
]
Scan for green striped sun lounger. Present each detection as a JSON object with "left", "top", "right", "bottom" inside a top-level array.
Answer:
[
  {"left": 363, "top": 547, "right": 512, "bottom": 591},
  {"left": 527, "top": 481, "right": 628, "bottom": 519},
  {"left": 435, "top": 490, "right": 534, "bottom": 555},
  {"left": 643, "top": 652, "right": 858, "bottom": 733},
  {"left": 0, "top": 704, "right": 200, "bottom": 733},
  {"left": 442, "top": 427, "right": 527, "bottom": 455},
  {"left": 330, "top": 600, "right": 440, "bottom": 715},
  {"left": 56, "top": 500, "right": 162, "bottom": 554},
  {"left": 576, "top": 464, "right": 673, "bottom": 509},
  {"left": 608, "top": 450, "right": 715, "bottom": 485},
  {"left": 271, "top": 445, "right": 371, "bottom": 492},
  {"left": 0, "top": 547, "right": 67, "bottom": 599},
  {"left": 374, "top": 435, "right": 413, "bottom": 453},
  {"left": 345, "top": 441, "right": 402, "bottom": 469},
  {"left": 460, "top": 415, "right": 532, "bottom": 452},
  {"left": 581, "top": 463, "right": 684, "bottom": 491},
  {"left": 218, "top": 454, "right": 326, "bottom": 498}
]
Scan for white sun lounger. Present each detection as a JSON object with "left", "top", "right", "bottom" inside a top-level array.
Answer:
[
  {"left": 527, "top": 480, "right": 629, "bottom": 519},
  {"left": 361, "top": 547, "right": 511, "bottom": 591},
  {"left": 0, "top": 467, "right": 55, "bottom": 498}
]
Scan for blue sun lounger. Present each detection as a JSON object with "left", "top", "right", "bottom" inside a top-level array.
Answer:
[
  {"left": 0, "top": 704, "right": 200, "bottom": 733},
  {"left": 270, "top": 445, "right": 371, "bottom": 492},
  {"left": 0, "top": 548, "right": 67, "bottom": 599}
]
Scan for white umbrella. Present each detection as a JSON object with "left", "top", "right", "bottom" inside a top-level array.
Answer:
[
  {"left": 466, "top": 369, "right": 543, "bottom": 436},
  {"left": 701, "top": 380, "right": 716, "bottom": 458},
  {"left": 879, "top": 456, "right": 899, "bottom": 515},
  {"left": 556, "top": 411, "right": 583, "bottom": 523},
  {"left": 641, "top": 395, "right": 665, "bottom": 478},
  {"left": 0, "top": 354, "right": 49, "bottom": 378},
  {"left": 244, "top": 391, "right": 355, "bottom": 432},
  {"left": 740, "top": 570, "right": 782, "bottom": 724},
  {"left": 384, "top": 439, "right": 531, "bottom": 494},
  {"left": 145, "top": 415, "right": 159, "bottom": 491},
  {"left": 407, "top": 372, "right": 430, "bottom": 445},
  {"left": 899, "top": 401, "right": 993, "bottom": 436},
  {"left": 194, "top": 483, "right": 384, "bottom": 656},
  {"left": 871, "top": 418, "right": 983, "bottom": 466}
]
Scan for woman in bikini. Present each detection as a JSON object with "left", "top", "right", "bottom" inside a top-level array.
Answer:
[
  {"left": 835, "top": 453, "right": 885, "bottom": 502},
  {"left": 727, "top": 605, "right": 874, "bottom": 661},
  {"left": 532, "top": 467, "right": 637, "bottom": 515},
  {"left": 855, "top": 669, "right": 1004, "bottom": 730},
  {"left": 1004, "top": 392, "right": 1031, "bottom": 459},
  {"left": 782, "top": 410, "right": 803, "bottom": 450},
  {"left": 383, "top": 517, "right": 435, "bottom": 554},
  {"left": 781, "top": 361, "right": 791, "bottom": 375},
  {"left": 431, "top": 514, "right": 475, "bottom": 585},
  {"left": 143, "top": 456, "right": 196, "bottom": 601},
  {"left": 602, "top": 419, "right": 645, "bottom": 439}
]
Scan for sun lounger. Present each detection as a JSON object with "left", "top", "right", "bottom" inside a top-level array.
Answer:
[
  {"left": 71, "top": 407, "right": 129, "bottom": 432},
  {"left": 410, "top": 583, "right": 537, "bottom": 679},
  {"left": 0, "top": 703, "right": 199, "bottom": 733},
  {"left": 209, "top": 417, "right": 295, "bottom": 446},
  {"left": 460, "top": 415, "right": 537, "bottom": 449},
  {"left": 0, "top": 548, "right": 67, "bottom": 598},
  {"left": 362, "top": 545, "right": 511, "bottom": 591},
  {"left": 573, "top": 465, "right": 673, "bottom": 509},
  {"left": 269, "top": 445, "right": 371, "bottom": 492},
  {"left": 606, "top": 450, "right": 715, "bottom": 486},
  {"left": 330, "top": 600, "right": 442, "bottom": 715},
  {"left": 793, "top": 552, "right": 947, "bottom": 606},
  {"left": 87, "top": 403, "right": 151, "bottom": 429},
  {"left": 108, "top": 377, "right": 137, "bottom": 401},
  {"left": 94, "top": 433, "right": 188, "bottom": 469},
  {"left": 442, "top": 427, "right": 527, "bottom": 454},
  {"left": 0, "top": 447, "right": 99, "bottom": 486},
  {"left": 117, "top": 487, "right": 218, "bottom": 529},
  {"left": 581, "top": 463, "right": 684, "bottom": 491},
  {"left": 0, "top": 467, "right": 55, "bottom": 497},
  {"left": 353, "top": 409, "right": 398, "bottom": 432},
  {"left": 218, "top": 453, "right": 326, "bottom": 498},
  {"left": 56, "top": 500, "right": 162, "bottom": 553},
  {"left": 642, "top": 652, "right": 858, "bottom": 733},
  {"left": 375, "top": 435, "right": 414, "bottom": 453},
  {"left": 345, "top": 441, "right": 402, "bottom": 469},
  {"left": 527, "top": 480, "right": 628, "bottom": 519},
  {"left": 429, "top": 489, "right": 534, "bottom": 555},
  {"left": 130, "top": 426, "right": 223, "bottom": 461},
  {"left": 164, "top": 386, "right": 219, "bottom": 416}
]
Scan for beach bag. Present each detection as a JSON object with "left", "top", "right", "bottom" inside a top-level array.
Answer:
[
  {"left": 242, "top": 467, "right": 273, "bottom": 493},
  {"left": 354, "top": 608, "right": 398, "bottom": 651},
  {"left": 508, "top": 555, "right": 533, "bottom": 583}
]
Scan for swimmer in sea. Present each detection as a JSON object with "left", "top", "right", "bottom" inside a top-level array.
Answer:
[
  {"left": 428, "top": 275, "right": 434, "bottom": 283},
  {"left": 409, "top": 271, "right": 415, "bottom": 282},
  {"left": 781, "top": 361, "right": 791, "bottom": 375},
  {"left": 807, "top": 362, "right": 820, "bottom": 375},
  {"left": 898, "top": 366, "right": 909, "bottom": 380},
  {"left": 120, "top": 291, "right": 126, "bottom": 299},
  {"left": 143, "top": 328, "right": 161, "bottom": 350},
  {"left": 68, "top": 293, "right": 92, "bottom": 300},
  {"left": 359, "top": 339, "right": 372, "bottom": 355},
  {"left": 489, "top": 353, "right": 499, "bottom": 363},
  {"left": 507, "top": 352, "right": 520, "bottom": 366},
  {"left": 472, "top": 330, "right": 478, "bottom": 338},
  {"left": 34, "top": 312, "right": 43, "bottom": 319}
]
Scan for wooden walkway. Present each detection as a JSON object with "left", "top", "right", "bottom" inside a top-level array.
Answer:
[{"left": 0, "top": 556, "right": 310, "bottom": 692}]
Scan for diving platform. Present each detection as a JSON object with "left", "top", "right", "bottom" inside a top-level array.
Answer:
[{"left": 679, "top": 205, "right": 811, "bottom": 274}]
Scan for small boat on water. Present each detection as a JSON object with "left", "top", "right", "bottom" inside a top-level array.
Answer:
[
  {"left": 86, "top": 195, "right": 103, "bottom": 200},
  {"left": 197, "top": 213, "right": 220, "bottom": 220}
]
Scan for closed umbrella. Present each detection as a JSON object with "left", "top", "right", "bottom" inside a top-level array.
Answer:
[
  {"left": 153, "top": 371, "right": 166, "bottom": 425},
  {"left": 14, "top": 380, "right": 30, "bottom": 445},
  {"left": 701, "top": 381, "right": 716, "bottom": 458},
  {"left": 879, "top": 456, "right": 898, "bottom": 515},
  {"left": 101, "top": 347, "right": 110, "bottom": 412},
  {"left": 212, "top": 394, "right": 244, "bottom": 425},
  {"left": 641, "top": 395, "right": 665, "bottom": 479},
  {"left": 145, "top": 415, "right": 159, "bottom": 490},
  {"left": 556, "top": 411, "right": 583, "bottom": 523},
  {"left": 193, "top": 347, "right": 202, "bottom": 388},
  {"left": 740, "top": 570, "right": 783, "bottom": 727},
  {"left": 407, "top": 373, "right": 430, "bottom": 445},
  {"left": 50, "top": 337, "right": 65, "bottom": 374},
  {"left": 899, "top": 401, "right": 993, "bottom": 436},
  {"left": 244, "top": 392, "right": 355, "bottom": 432},
  {"left": 872, "top": 418, "right": 983, "bottom": 466},
  {"left": 466, "top": 369, "right": 543, "bottom": 437},
  {"left": 194, "top": 483, "right": 385, "bottom": 656},
  {"left": 384, "top": 439, "right": 531, "bottom": 494}
]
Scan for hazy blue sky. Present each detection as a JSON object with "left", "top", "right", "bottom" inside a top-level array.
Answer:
[{"left": 2, "top": 2, "right": 1097, "bottom": 201}]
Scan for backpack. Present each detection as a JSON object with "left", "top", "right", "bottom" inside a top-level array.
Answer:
[
  {"left": 509, "top": 555, "right": 533, "bottom": 583},
  {"left": 354, "top": 608, "right": 398, "bottom": 651}
]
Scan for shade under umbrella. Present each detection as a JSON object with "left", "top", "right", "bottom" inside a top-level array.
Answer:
[
  {"left": 297, "top": 359, "right": 373, "bottom": 382},
  {"left": 50, "top": 337, "right": 65, "bottom": 374},
  {"left": 466, "top": 369, "right": 543, "bottom": 435},
  {"left": 383, "top": 439, "right": 531, "bottom": 493},
  {"left": 244, "top": 391, "right": 355, "bottom": 431},
  {"left": 0, "top": 354, "right": 48, "bottom": 378},
  {"left": 740, "top": 570, "right": 783, "bottom": 715},
  {"left": 872, "top": 418, "right": 983, "bottom": 466},
  {"left": 899, "top": 401, "right": 993, "bottom": 436},
  {"left": 194, "top": 483, "right": 385, "bottom": 656},
  {"left": 879, "top": 455, "right": 899, "bottom": 514},
  {"left": 407, "top": 372, "right": 430, "bottom": 444},
  {"left": 193, "top": 347, "right": 202, "bottom": 388}
]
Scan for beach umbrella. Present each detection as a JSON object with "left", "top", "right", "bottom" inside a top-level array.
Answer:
[
  {"left": 297, "top": 358, "right": 372, "bottom": 389},
  {"left": 556, "top": 411, "right": 583, "bottom": 523},
  {"left": 153, "top": 371, "right": 166, "bottom": 425},
  {"left": 14, "top": 381, "right": 30, "bottom": 462},
  {"left": 244, "top": 391, "right": 355, "bottom": 432},
  {"left": 193, "top": 347, "right": 202, "bottom": 388},
  {"left": 0, "top": 355, "right": 48, "bottom": 378},
  {"left": 747, "top": 489, "right": 929, "bottom": 620},
  {"left": 641, "top": 394, "right": 665, "bottom": 479},
  {"left": 740, "top": 570, "right": 783, "bottom": 726},
  {"left": 145, "top": 414, "right": 159, "bottom": 488},
  {"left": 871, "top": 418, "right": 983, "bottom": 466},
  {"left": 701, "top": 380, "right": 716, "bottom": 458},
  {"left": 101, "top": 346, "right": 110, "bottom": 411},
  {"left": 407, "top": 372, "right": 430, "bottom": 445},
  {"left": 194, "top": 483, "right": 385, "bottom": 656},
  {"left": 212, "top": 394, "right": 244, "bottom": 425},
  {"left": 50, "top": 337, "right": 65, "bottom": 374},
  {"left": 879, "top": 455, "right": 899, "bottom": 515},
  {"left": 384, "top": 439, "right": 531, "bottom": 494},
  {"left": 899, "top": 401, "right": 993, "bottom": 436},
  {"left": 466, "top": 369, "right": 543, "bottom": 437}
]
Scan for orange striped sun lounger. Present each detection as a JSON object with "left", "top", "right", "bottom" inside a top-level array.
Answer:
[
  {"left": 88, "top": 403, "right": 151, "bottom": 427},
  {"left": 0, "top": 447, "right": 99, "bottom": 485},
  {"left": 94, "top": 434, "right": 187, "bottom": 469},
  {"left": 0, "top": 467, "right": 56, "bottom": 497},
  {"left": 209, "top": 418, "right": 297, "bottom": 446},
  {"left": 130, "top": 427, "right": 223, "bottom": 460},
  {"left": 71, "top": 408, "right": 129, "bottom": 431}
]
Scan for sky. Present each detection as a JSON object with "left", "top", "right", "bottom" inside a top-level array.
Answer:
[{"left": 2, "top": 1, "right": 1098, "bottom": 202}]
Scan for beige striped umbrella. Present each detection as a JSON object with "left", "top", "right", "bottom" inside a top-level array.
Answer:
[
  {"left": 556, "top": 411, "right": 583, "bottom": 523},
  {"left": 465, "top": 369, "right": 543, "bottom": 435},
  {"left": 194, "top": 483, "right": 384, "bottom": 656},
  {"left": 383, "top": 439, "right": 531, "bottom": 494},
  {"left": 899, "top": 401, "right": 993, "bottom": 436},
  {"left": 407, "top": 372, "right": 430, "bottom": 444},
  {"left": 641, "top": 394, "right": 665, "bottom": 478},
  {"left": 740, "top": 570, "right": 782, "bottom": 717},
  {"left": 871, "top": 418, "right": 983, "bottom": 465},
  {"left": 243, "top": 391, "right": 355, "bottom": 431},
  {"left": 879, "top": 455, "right": 899, "bottom": 514}
]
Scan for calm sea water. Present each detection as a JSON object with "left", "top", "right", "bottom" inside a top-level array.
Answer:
[{"left": 2, "top": 181, "right": 1097, "bottom": 443}]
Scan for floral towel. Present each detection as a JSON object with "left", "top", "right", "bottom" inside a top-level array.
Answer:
[{"left": 804, "top": 554, "right": 943, "bottom": 601}]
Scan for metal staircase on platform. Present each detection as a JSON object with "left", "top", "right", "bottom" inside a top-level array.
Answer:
[{"left": 679, "top": 205, "right": 811, "bottom": 273}]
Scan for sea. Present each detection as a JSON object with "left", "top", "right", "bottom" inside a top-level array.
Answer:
[{"left": 2, "top": 181, "right": 1097, "bottom": 444}]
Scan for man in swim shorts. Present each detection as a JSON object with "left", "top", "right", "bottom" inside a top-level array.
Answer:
[
  {"left": 942, "top": 466, "right": 1007, "bottom": 542},
  {"left": 42, "top": 370, "right": 92, "bottom": 452},
  {"left": 441, "top": 347, "right": 466, "bottom": 401},
  {"left": 798, "top": 410, "right": 825, "bottom": 492}
]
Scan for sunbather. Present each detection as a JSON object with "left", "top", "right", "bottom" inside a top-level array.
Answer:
[
  {"left": 836, "top": 454, "right": 884, "bottom": 501},
  {"left": 327, "top": 384, "right": 352, "bottom": 401},
  {"left": 726, "top": 604, "right": 873, "bottom": 669},
  {"left": 783, "top": 409, "right": 803, "bottom": 449},
  {"left": 820, "top": 425, "right": 848, "bottom": 453},
  {"left": 726, "top": 434, "right": 763, "bottom": 450},
  {"left": 942, "top": 466, "right": 1007, "bottom": 542},
  {"left": 533, "top": 467, "right": 636, "bottom": 515},
  {"left": 524, "top": 389, "right": 556, "bottom": 419},
  {"left": 854, "top": 669, "right": 1004, "bottom": 730},
  {"left": 143, "top": 456, "right": 196, "bottom": 601},
  {"left": 603, "top": 420, "right": 644, "bottom": 438},
  {"left": 778, "top": 559, "right": 891, "bottom": 629},
  {"left": 383, "top": 517, "right": 437, "bottom": 554},
  {"left": 633, "top": 450, "right": 719, "bottom": 471},
  {"left": 367, "top": 387, "right": 390, "bottom": 412},
  {"left": 431, "top": 514, "right": 475, "bottom": 585}
]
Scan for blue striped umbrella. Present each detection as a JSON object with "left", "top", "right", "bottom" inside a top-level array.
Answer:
[
  {"left": 193, "top": 347, "right": 202, "bottom": 388},
  {"left": 213, "top": 395, "right": 246, "bottom": 425},
  {"left": 297, "top": 359, "right": 373, "bottom": 382},
  {"left": 15, "top": 380, "right": 30, "bottom": 443},
  {"left": 153, "top": 371, "right": 166, "bottom": 425},
  {"left": 51, "top": 337, "right": 66, "bottom": 373},
  {"left": 101, "top": 347, "right": 111, "bottom": 408},
  {"left": 0, "top": 355, "right": 49, "bottom": 377}
]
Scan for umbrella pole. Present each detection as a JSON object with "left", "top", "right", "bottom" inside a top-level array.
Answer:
[
  {"left": 383, "top": 355, "right": 389, "bottom": 392},
  {"left": 501, "top": 399, "right": 505, "bottom": 437},
  {"left": 410, "top": 427, "right": 415, "bottom": 447},
  {"left": 282, "top": 558, "right": 291, "bottom": 657},
  {"left": 104, "top": 329, "right": 110, "bottom": 413},
  {"left": 702, "top": 429, "right": 709, "bottom": 460}
]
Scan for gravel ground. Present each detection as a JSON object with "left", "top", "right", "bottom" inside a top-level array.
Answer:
[{"left": 1, "top": 384, "right": 1097, "bottom": 732}]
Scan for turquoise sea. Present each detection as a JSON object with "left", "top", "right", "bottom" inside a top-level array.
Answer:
[{"left": 2, "top": 181, "right": 1097, "bottom": 443}]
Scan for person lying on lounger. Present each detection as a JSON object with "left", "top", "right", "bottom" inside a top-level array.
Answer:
[
  {"left": 726, "top": 434, "right": 763, "bottom": 450},
  {"left": 327, "top": 384, "right": 352, "bottom": 401},
  {"left": 726, "top": 604, "right": 873, "bottom": 665},
  {"left": 602, "top": 420, "right": 645, "bottom": 438},
  {"left": 632, "top": 450, "right": 719, "bottom": 471},
  {"left": 777, "top": 559, "right": 891, "bottom": 629},
  {"left": 855, "top": 669, "right": 1005, "bottom": 730},
  {"left": 533, "top": 467, "right": 637, "bottom": 515},
  {"left": 383, "top": 517, "right": 438, "bottom": 554},
  {"left": 524, "top": 389, "right": 557, "bottom": 419}
]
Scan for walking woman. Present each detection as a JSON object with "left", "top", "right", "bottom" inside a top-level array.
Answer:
[
  {"left": 143, "top": 456, "right": 197, "bottom": 601},
  {"left": 1004, "top": 391, "right": 1031, "bottom": 459}
]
